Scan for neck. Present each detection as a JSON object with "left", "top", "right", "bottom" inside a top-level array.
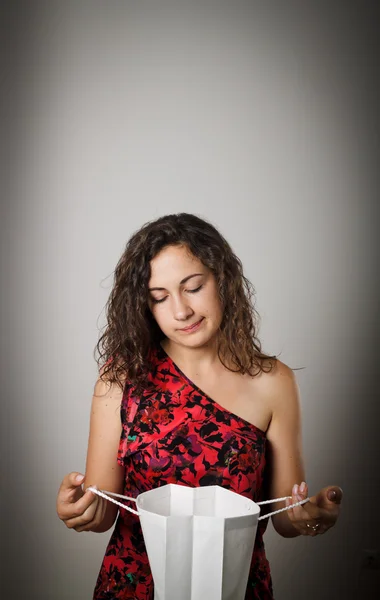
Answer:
[{"left": 161, "top": 337, "right": 223, "bottom": 377}]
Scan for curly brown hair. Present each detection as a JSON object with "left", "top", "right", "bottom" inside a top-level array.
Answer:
[{"left": 94, "top": 213, "right": 276, "bottom": 392}]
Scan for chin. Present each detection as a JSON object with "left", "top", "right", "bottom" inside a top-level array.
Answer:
[{"left": 176, "top": 331, "right": 219, "bottom": 349}]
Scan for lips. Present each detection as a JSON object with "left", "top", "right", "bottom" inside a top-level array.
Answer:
[{"left": 180, "top": 318, "right": 204, "bottom": 332}]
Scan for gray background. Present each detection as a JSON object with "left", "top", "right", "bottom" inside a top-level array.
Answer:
[{"left": 2, "top": 1, "right": 379, "bottom": 598}]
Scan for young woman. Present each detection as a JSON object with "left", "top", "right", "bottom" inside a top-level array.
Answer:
[{"left": 56, "top": 213, "right": 342, "bottom": 599}]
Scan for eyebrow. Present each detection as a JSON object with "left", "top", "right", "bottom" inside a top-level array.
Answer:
[{"left": 148, "top": 273, "right": 204, "bottom": 292}]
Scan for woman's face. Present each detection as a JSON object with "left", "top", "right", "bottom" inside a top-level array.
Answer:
[{"left": 148, "top": 244, "right": 223, "bottom": 349}]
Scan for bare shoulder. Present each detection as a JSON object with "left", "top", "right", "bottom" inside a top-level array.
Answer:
[
  {"left": 255, "top": 358, "right": 300, "bottom": 410},
  {"left": 92, "top": 362, "right": 127, "bottom": 405},
  {"left": 258, "top": 357, "right": 297, "bottom": 388}
]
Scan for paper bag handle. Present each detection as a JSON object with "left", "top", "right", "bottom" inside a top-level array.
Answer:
[
  {"left": 256, "top": 496, "right": 310, "bottom": 520},
  {"left": 87, "top": 487, "right": 140, "bottom": 515},
  {"left": 87, "top": 487, "right": 310, "bottom": 520}
]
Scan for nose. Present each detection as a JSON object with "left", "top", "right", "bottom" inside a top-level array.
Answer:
[{"left": 172, "top": 296, "right": 194, "bottom": 322}]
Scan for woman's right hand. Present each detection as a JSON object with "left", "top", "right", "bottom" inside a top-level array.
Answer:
[{"left": 56, "top": 472, "right": 106, "bottom": 532}]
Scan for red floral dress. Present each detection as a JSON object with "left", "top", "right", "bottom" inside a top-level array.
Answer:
[{"left": 93, "top": 344, "right": 274, "bottom": 599}]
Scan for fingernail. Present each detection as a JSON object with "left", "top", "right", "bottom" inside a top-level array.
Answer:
[
  {"left": 292, "top": 484, "right": 298, "bottom": 495},
  {"left": 328, "top": 490, "right": 337, "bottom": 502},
  {"left": 300, "top": 481, "right": 306, "bottom": 493},
  {"left": 75, "top": 474, "right": 84, "bottom": 482}
]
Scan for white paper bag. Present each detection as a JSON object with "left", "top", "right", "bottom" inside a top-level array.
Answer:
[
  {"left": 91, "top": 482, "right": 309, "bottom": 600},
  {"left": 135, "top": 484, "right": 260, "bottom": 600}
]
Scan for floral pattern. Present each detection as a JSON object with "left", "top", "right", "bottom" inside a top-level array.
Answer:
[{"left": 93, "top": 345, "right": 273, "bottom": 599}]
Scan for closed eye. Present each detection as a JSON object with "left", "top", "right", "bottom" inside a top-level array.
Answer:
[
  {"left": 151, "top": 296, "right": 167, "bottom": 304},
  {"left": 187, "top": 285, "right": 203, "bottom": 294},
  {"left": 150, "top": 285, "right": 203, "bottom": 304}
]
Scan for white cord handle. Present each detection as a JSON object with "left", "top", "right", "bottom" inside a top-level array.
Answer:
[
  {"left": 87, "top": 487, "right": 139, "bottom": 516},
  {"left": 87, "top": 487, "right": 309, "bottom": 520},
  {"left": 257, "top": 495, "right": 309, "bottom": 520}
]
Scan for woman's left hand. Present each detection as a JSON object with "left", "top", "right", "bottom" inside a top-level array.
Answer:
[{"left": 285, "top": 482, "right": 343, "bottom": 536}]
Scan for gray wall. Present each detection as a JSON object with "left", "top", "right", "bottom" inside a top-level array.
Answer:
[{"left": 2, "top": 1, "right": 379, "bottom": 598}]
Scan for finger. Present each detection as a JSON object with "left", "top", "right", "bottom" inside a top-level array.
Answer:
[
  {"left": 285, "top": 485, "right": 306, "bottom": 521},
  {"left": 64, "top": 493, "right": 99, "bottom": 530},
  {"left": 60, "top": 487, "right": 98, "bottom": 524},
  {"left": 290, "top": 483, "right": 310, "bottom": 522},
  {"left": 286, "top": 500, "right": 315, "bottom": 536},
  {"left": 326, "top": 486, "right": 343, "bottom": 505},
  {"left": 316, "top": 486, "right": 343, "bottom": 508},
  {"left": 75, "top": 493, "right": 105, "bottom": 532},
  {"left": 56, "top": 474, "right": 86, "bottom": 519},
  {"left": 60, "top": 472, "right": 85, "bottom": 493},
  {"left": 305, "top": 523, "right": 320, "bottom": 537},
  {"left": 295, "top": 482, "right": 315, "bottom": 533},
  {"left": 290, "top": 483, "right": 323, "bottom": 534},
  {"left": 284, "top": 488, "right": 307, "bottom": 534},
  {"left": 286, "top": 486, "right": 330, "bottom": 537},
  {"left": 57, "top": 473, "right": 85, "bottom": 505},
  {"left": 285, "top": 496, "right": 296, "bottom": 526},
  {"left": 285, "top": 485, "right": 318, "bottom": 536},
  {"left": 285, "top": 496, "right": 293, "bottom": 515},
  {"left": 75, "top": 489, "right": 104, "bottom": 532}
]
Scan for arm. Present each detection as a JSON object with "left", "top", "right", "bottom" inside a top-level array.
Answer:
[
  {"left": 264, "top": 361, "right": 343, "bottom": 537},
  {"left": 265, "top": 361, "right": 305, "bottom": 537},
  {"left": 82, "top": 370, "right": 126, "bottom": 532},
  {"left": 57, "top": 368, "right": 126, "bottom": 533}
]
